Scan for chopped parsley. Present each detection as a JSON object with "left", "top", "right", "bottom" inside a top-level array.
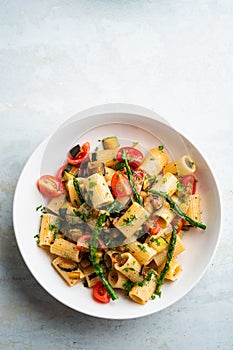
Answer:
[
  {"left": 123, "top": 267, "right": 135, "bottom": 272},
  {"left": 33, "top": 234, "right": 40, "bottom": 245},
  {"left": 122, "top": 214, "right": 137, "bottom": 226},
  {"left": 158, "top": 145, "right": 164, "bottom": 151},
  {"left": 36, "top": 205, "right": 46, "bottom": 213},
  {"left": 123, "top": 280, "right": 134, "bottom": 296},
  {"left": 115, "top": 162, "right": 125, "bottom": 171},
  {"left": 89, "top": 181, "right": 97, "bottom": 188},
  {"left": 138, "top": 244, "right": 147, "bottom": 252},
  {"left": 177, "top": 181, "right": 184, "bottom": 192},
  {"left": 188, "top": 161, "right": 195, "bottom": 168},
  {"left": 48, "top": 224, "right": 57, "bottom": 231}
]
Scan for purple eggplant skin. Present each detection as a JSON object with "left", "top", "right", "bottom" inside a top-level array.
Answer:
[{"left": 69, "top": 144, "right": 81, "bottom": 158}]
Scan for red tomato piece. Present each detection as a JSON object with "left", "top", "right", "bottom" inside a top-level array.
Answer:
[
  {"left": 179, "top": 175, "right": 196, "bottom": 196},
  {"left": 111, "top": 172, "right": 132, "bottom": 198},
  {"left": 67, "top": 142, "right": 90, "bottom": 166},
  {"left": 93, "top": 281, "right": 110, "bottom": 303},
  {"left": 116, "top": 147, "right": 144, "bottom": 168},
  {"left": 172, "top": 216, "right": 185, "bottom": 233},
  {"left": 37, "top": 175, "right": 63, "bottom": 198},
  {"left": 150, "top": 220, "right": 161, "bottom": 235},
  {"left": 144, "top": 214, "right": 161, "bottom": 235},
  {"left": 56, "top": 165, "right": 67, "bottom": 192}
]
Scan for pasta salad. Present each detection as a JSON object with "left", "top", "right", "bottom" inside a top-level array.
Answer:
[{"left": 36, "top": 136, "right": 206, "bottom": 304}]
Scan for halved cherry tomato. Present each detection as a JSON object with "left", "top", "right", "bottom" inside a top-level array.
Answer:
[
  {"left": 67, "top": 141, "right": 90, "bottom": 166},
  {"left": 56, "top": 165, "right": 67, "bottom": 192},
  {"left": 144, "top": 214, "right": 160, "bottom": 235},
  {"left": 132, "top": 170, "right": 146, "bottom": 193},
  {"left": 116, "top": 147, "right": 144, "bottom": 168},
  {"left": 37, "top": 175, "right": 63, "bottom": 198},
  {"left": 93, "top": 281, "right": 110, "bottom": 303},
  {"left": 172, "top": 216, "right": 185, "bottom": 233},
  {"left": 56, "top": 165, "right": 66, "bottom": 181},
  {"left": 179, "top": 175, "right": 196, "bottom": 196},
  {"left": 150, "top": 220, "right": 161, "bottom": 235},
  {"left": 111, "top": 172, "right": 132, "bottom": 198}
]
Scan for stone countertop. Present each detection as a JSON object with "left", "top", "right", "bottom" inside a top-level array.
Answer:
[{"left": 0, "top": 1, "right": 232, "bottom": 349}]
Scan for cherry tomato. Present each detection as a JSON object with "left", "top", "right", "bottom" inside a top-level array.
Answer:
[
  {"left": 116, "top": 147, "right": 144, "bottom": 168},
  {"left": 37, "top": 175, "right": 63, "bottom": 198},
  {"left": 111, "top": 172, "right": 132, "bottom": 198},
  {"left": 56, "top": 165, "right": 67, "bottom": 192},
  {"left": 150, "top": 220, "right": 161, "bottom": 235},
  {"left": 67, "top": 142, "right": 90, "bottom": 166},
  {"left": 93, "top": 281, "right": 110, "bottom": 303},
  {"left": 56, "top": 165, "right": 66, "bottom": 181},
  {"left": 132, "top": 170, "right": 146, "bottom": 193},
  {"left": 172, "top": 216, "right": 185, "bottom": 233},
  {"left": 144, "top": 214, "right": 160, "bottom": 235},
  {"left": 179, "top": 175, "right": 196, "bottom": 196}
]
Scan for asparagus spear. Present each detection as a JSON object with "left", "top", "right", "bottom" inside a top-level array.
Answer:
[
  {"left": 90, "top": 213, "right": 118, "bottom": 301},
  {"left": 149, "top": 190, "right": 206, "bottom": 230},
  {"left": 155, "top": 226, "right": 177, "bottom": 297},
  {"left": 73, "top": 177, "right": 84, "bottom": 204},
  {"left": 122, "top": 149, "right": 143, "bottom": 206}
]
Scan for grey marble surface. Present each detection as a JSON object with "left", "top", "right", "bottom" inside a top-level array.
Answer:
[{"left": 0, "top": 1, "right": 233, "bottom": 349}]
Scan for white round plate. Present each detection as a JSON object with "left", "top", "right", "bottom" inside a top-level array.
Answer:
[{"left": 13, "top": 104, "right": 221, "bottom": 319}]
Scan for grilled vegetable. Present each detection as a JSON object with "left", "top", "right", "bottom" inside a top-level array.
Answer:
[
  {"left": 102, "top": 136, "right": 120, "bottom": 150},
  {"left": 155, "top": 226, "right": 177, "bottom": 297},
  {"left": 122, "top": 149, "right": 143, "bottom": 206},
  {"left": 90, "top": 214, "right": 118, "bottom": 301}
]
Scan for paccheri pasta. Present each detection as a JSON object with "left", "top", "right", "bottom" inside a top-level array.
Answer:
[{"left": 36, "top": 136, "right": 206, "bottom": 304}]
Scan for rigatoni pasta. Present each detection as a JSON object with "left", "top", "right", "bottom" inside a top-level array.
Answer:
[{"left": 36, "top": 135, "right": 206, "bottom": 305}]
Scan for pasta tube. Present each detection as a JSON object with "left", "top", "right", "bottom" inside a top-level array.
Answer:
[
  {"left": 39, "top": 213, "right": 60, "bottom": 247},
  {"left": 113, "top": 202, "right": 149, "bottom": 240},
  {"left": 50, "top": 238, "right": 81, "bottom": 262},
  {"left": 114, "top": 252, "right": 143, "bottom": 283},
  {"left": 127, "top": 242, "right": 157, "bottom": 265},
  {"left": 154, "top": 202, "right": 175, "bottom": 228},
  {"left": 108, "top": 269, "right": 128, "bottom": 289},
  {"left": 46, "top": 194, "right": 67, "bottom": 215},
  {"left": 52, "top": 257, "right": 84, "bottom": 286},
  {"left": 129, "top": 275, "right": 157, "bottom": 304},
  {"left": 164, "top": 260, "right": 182, "bottom": 281},
  {"left": 186, "top": 194, "right": 201, "bottom": 223},
  {"left": 164, "top": 155, "right": 196, "bottom": 176},
  {"left": 153, "top": 249, "right": 168, "bottom": 267},
  {"left": 140, "top": 148, "right": 168, "bottom": 177},
  {"left": 83, "top": 266, "right": 100, "bottom": 288},
  {"left": 150, "top": 172, "right": 178, "bottom": 197},
  {"left": 84, "top": 173, "right": 114, "bottom": 209},
  {"left": 92, "top": 149, "right": 118, "bottom": 167}
]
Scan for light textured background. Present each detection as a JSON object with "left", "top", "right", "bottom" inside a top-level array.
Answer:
[{"left": 0, "top": 1, "right": 233, "bottom": 349}]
